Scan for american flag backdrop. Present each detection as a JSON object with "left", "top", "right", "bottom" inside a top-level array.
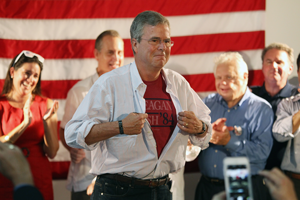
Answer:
[{"left": 0, "top": 0, "right": 265, "bottom": 178}]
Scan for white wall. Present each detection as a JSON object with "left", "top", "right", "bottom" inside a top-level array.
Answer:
[
  {"left": 266, "top": 0, "right": 300, "bottom": 85},
  {"left": 53, "top": 1, "right": 300, "bottom": 199}
]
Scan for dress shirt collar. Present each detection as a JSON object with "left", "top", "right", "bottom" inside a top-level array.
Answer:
[
  {"left": 129, "top": 62, "right": 180, "bottom": 121},
  {"left": 279, "top": 82, "right": 297, "bottom": 97},
  {"left": 217, "top": 87, "right": 251, "bottom": 108},
  {"left": 129, "top": 61, "right": 172, "bottom": 94},
  {"left": 130, "top": 61, "right": 144, "bottom": 91},
  {"left": 160, "top": 69, "right": 172, "bottom": 89}
]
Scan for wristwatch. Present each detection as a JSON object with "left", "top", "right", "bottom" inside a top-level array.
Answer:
[
  {"left": 118, "top": 120, "right": 124, "bottom": 134},
  {"left": 197, "top": 121, "right": 206, "bottom": 135}
]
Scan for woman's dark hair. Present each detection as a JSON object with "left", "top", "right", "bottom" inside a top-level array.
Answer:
[{"left": 1, "top": 53, "right": 43, "bottom": 95}]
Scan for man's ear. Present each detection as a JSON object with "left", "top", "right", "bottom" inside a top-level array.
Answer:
[
  {"left": 94, "top": 49, "right": 99, "bottom": 60},
  {"left": 288, "top": 64, "right": 294, "bottom": 75},
  {"left": 131, "top": 38, "right": 138, "bottom": 54},
  {"left": 243, "top": 72, "right": 248, "bottom": 80}
]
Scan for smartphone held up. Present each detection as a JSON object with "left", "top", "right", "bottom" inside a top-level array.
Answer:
[{"left": 223, "top": 157, "right": 253, "bottom": 200}]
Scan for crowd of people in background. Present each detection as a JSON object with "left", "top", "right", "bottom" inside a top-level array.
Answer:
[{"left": 0, "top": 10, "right": 300, "bottom": 200}]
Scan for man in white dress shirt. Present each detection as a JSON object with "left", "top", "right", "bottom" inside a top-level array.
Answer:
[
  {"left": 60, "top": 30, "right": 124, "bottom": 200},
  {"left": 65, "top": 10, "right": 212, "bottom": 200}
]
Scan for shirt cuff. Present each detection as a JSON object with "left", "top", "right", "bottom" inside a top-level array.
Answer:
[
  {"left": 75, "top": 121, "right": 99, "bottom": 150},
  {"left": 190, "top": 130, "right": 211, "bottom": 150}
]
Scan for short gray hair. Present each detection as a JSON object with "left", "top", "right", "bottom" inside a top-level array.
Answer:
[
  {"left": 261, "top": 43, "right": 294, "bottom": 65},
  {"left": 213, "top": 52, "right": 248, "bottom": 77},
  {"left": 130, "top": 11, "right": 170, "bottom": 54}
]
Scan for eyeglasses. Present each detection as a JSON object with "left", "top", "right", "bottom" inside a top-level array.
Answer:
[
  {"left": 13, "top": 50, "right": 44, "bottom": 67},
  {"left": 141, "top": 38, "right": 174, "bottom": 48}
]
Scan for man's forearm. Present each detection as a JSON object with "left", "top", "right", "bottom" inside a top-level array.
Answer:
[
  {"left": 84, "top": 112, "right": 148, "bottom": 145},
  {"left": 85, "top": 121, "right": 120, "bottom": 145},
  {"left": 59, "top": 128, "right": 73, "bottom": 151},
  {"left": 195, "top": 121, "right": 209, "bottom": 138}
]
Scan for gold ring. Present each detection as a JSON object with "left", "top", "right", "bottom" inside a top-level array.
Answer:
[{"left": 186, "top": 123, "right": 188, "bottom": 126}]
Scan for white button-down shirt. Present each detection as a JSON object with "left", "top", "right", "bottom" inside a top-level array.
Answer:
[
  {"left": 65, "top": 62, "right": 212, "bottom": 179},
  {"left": 60, "top": 72, "right": 98, "bottom": 192}
]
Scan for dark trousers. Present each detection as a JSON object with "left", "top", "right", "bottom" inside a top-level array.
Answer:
[
  {"left": 194, "top": 176, "right": 225, "bottom": 200},
  {"left": 194, "top": 175, "right": 272, "bottom": 200},
  {"left": 91, "top": 175, "right": 172, "bottom": 200},
  {"left": 287, "top": 174, "right": 300, "bottom": 200}
]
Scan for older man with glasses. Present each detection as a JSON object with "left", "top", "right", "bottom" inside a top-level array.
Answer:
[{"left": 65, "top": 10, "right": 212, "bottom": 200}]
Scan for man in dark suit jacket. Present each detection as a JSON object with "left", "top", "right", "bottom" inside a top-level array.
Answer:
[{"left": 0, "top": 142, "right": 43, "bottom": 200}]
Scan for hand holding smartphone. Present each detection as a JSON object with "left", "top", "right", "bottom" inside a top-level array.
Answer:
[{"left": 223, "top": 157, "right": 253, "bottom": 200}]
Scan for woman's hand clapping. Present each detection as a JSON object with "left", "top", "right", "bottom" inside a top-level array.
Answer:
[
  {"left": 43, "top": 101, "right": 59, "bottom": 120},
  {"left": 23, "top": 94, "right": 33, "bottom": 126}
]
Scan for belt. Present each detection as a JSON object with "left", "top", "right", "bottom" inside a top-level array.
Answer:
[
  {"left": 20, "top": 145, "right": 44, "bottom": 158},
  {"left": 286, "top": 171, "right": 300, "bottom": 180},
  {"left": 99, "top": 174, "right": 170, "bottom": 187},
  {"left": 202, "top": 175, "right": 224, "bottom": 185}
]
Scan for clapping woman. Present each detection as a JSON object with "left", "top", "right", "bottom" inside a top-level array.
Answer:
[{"left": 0, "top": 50, "right": 59, "bottom": 200}]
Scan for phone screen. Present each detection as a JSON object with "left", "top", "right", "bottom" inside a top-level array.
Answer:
[{"left": 226, "top": 164, "right": 251, "bottom": 200}]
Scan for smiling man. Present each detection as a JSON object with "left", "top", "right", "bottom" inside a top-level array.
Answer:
[
  {"left": 251, "top": 43, "right": 298, "bottom": 170},
  {"left": 59, "top": 30, "right": 124, "bottom": 200},
  {"left": 65, "top": 11, "right": 212, "bottom": 200},
  {"left": 196, "top": 52, "right": 273, "bottom": 200}
]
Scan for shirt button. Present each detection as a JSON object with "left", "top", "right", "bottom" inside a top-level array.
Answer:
[
  {"left": 227, "top": 110, "right": 230, "bottom": 112},
  {"left": 214, "top": 164, "right": 217, "bottom": 168},
  {"left": 215, "top": 150, "right": 218, "bottom": 153}
]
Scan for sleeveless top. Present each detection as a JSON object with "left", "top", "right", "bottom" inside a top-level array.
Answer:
[{"left": 0, "top": 95, "right": 53, "bottom": 200}]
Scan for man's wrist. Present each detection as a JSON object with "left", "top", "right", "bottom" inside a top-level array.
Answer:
[
  {"left": 196, "top": 121, "right": 207, "bottom": 136},
  {"left": 4, "top": 135, "right": 12, "bottom": 143},
  {"left": 118, "top": 120, "right": 124, "bottom": 134}
]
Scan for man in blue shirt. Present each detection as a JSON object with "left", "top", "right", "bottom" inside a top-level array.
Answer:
[{"left": 195, "top": 52, "right": 273, "bottom": 200}]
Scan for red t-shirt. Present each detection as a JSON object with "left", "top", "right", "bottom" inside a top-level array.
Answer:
[{"left": 143, "top": 73, "right": 177, "bottom": 157}]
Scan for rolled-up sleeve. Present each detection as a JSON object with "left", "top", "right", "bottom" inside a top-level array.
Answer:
[
  {"left": 273, "top": 99, "right": 300, "bottom": 142},
  {"left": 187, "top": 88, "right": 212, "bottom": 150},
  {"left": 65, "top": 82, "right": 112, "bottom": 150}
]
